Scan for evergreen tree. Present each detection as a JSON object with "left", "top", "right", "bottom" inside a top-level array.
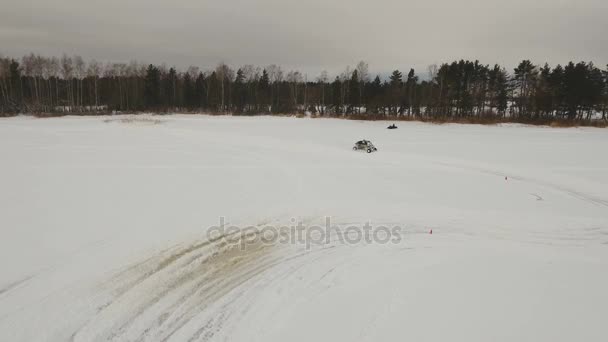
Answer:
[
  {"left": 389, "top": 70, "right": 403, "bottom": 86},
  {"left": 535, "top": 63, "right": 553, "bottom": 117},
  {"left": 405, "top": 69, "right": 418, "bottom": 115},
  {"left": 195, "top": 72, "right": 206, "bottom": 108},
  {"left": 183, "top": 72, "right": 194, "bottom": 108},
  {"left": 207, "top": 71, "right": 220, "bottom": 111},
  {"left": 234, "top": 68, "right": 246, "bottom": 113},
  {"left": 331, "top": 77, "right": 342, "bottom": 114},
  {"left": 550, "top": 65, "right": 566, "bottom": 116},
  {"left": 258, "top": 69, "right": 270, "bottom": 113},
  {"left": 513, "top": 60, "right": 538, "bottom": 117},
  {"left": 144, "top": 64, "right": 161, "bottom": 108},
  {"left": 163, "top": 67, "right": 177, "bottom": 108},
  {"left": 2, "top": 52, "right": 608, "bottom": 123},
  {"left": 349, "top": 69, "right": 360, "bottom": 112},
  {"left": 602, "top": 65, "right": 608, "bottom": 120}
]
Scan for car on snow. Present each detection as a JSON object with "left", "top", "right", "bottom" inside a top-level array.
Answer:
[{"left": 353, "top": 140, "right": 378, "bottom": 153}]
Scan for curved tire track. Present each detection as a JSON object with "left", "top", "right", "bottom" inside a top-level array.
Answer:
[{"left": 71, "top": 224, "right": 348, "bottom": 342}]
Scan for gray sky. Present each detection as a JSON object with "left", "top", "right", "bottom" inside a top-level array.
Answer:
[{"left": 1, "top": 0, "right": 607, "bottom": 77}]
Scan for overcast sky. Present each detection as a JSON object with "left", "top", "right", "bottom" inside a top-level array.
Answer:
[{"left": 1, "top": 0, "right": 607, "bottom": 77}]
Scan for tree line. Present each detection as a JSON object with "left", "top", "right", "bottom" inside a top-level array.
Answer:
[{"left": 1, "top": 54, "right": 607, "bottom": 122}]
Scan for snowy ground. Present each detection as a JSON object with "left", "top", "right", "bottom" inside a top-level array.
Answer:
[{"left": 1, "top": 115, "right": 607, "bottom": 341}]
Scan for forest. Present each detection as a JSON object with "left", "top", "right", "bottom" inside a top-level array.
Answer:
[{"left": 1, "top": 54, "right": 607, "bottom": 123}]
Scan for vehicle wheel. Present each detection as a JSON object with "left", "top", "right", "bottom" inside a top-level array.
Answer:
[
  {"left": 353, "top": 147, "right": 357, "bottom": 151},
  {"left": 367, "top": 149, "right": 372, "bottom": 153}
]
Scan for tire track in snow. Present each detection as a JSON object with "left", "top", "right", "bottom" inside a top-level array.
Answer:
[
  {"left": 0, "top": 276, "right": 34, "bottom": 298},
  {"left": 181, "top": 244, "right": 344, "bottom": 342},
  {"left": 71, "top": 220, "right": 350, "bottom": 342},
  {"left": 72, "top": 237, "right": 267, "bottom": 340},
  {"left": 434, "top": 161, "right": 608, "bottom": 208}
]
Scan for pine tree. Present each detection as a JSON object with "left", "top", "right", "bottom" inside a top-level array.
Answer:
[
  {"left": 389, "top": 70, "right": 403, "bottom": 86},
  {"left": 550, "top": 65, "right": 566, "bottom": 116},
  {"left": 9, "top": 60, "right": 22, "bottom": 107},
  {"left": 536, "top": 63, "right": 553, "bottom": 117},
  {"left": 602, "top": 65, "right": 608, "bottom": 120},
  {"left": 349, "top": 69, "right": 360, "bottom": 113},
  {"left": 144, "top": 64, "right": 161, "bottom": 108},
  {"left": 164, "top": 67, "right": 177, "bottom": 108},
  {"left": 259, "top": 69, "right": 270, "bottom": 89},
  {"left": 183, "top": 72, "right": 192, "bottom": 107},
  {"left": 513, "top": 60, "right": 538, "bottom": 117},
  {"left": 366, "top": 76, "right": 382, "bottom": 114},
  {"left": 331, "top": 77, "right": 342, "bottom": 114},
  {"left": 491, "top": 66, "right": 509, "bottom": 117},
  {"left": 405, "top": 69, "right": 418, "bottom": 115},
  {"left": 258, "top": 69, "right": 270, "bottom": 113},
  {"left": 207, "top": 71, "right": 220, "bottom": 111},
  {"left": 195, "top": 72, "right": 206, "bottom": 108},
  {"left": 234, "top": 68, "right": 246, "bottom": 113}
]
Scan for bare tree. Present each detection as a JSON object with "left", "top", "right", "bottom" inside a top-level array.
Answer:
[
  {"left": 74, "top": 55, "right": 85, "bottom": 109},
  {"left": 356, "top": 61, "right": 369, "bottom": 113},
  {"left": 266, "top": 64, "right": 283, "bottom": 111},
  {"left": 286, "top": 70, "right": 303, "bottom": 109},
  {"left": 21, "top": 54, "right": 36, "bottom": 105},
  {"left": 186, "top": 66, "right": 200, "bottom": 79},
  {"left": 316, "top": 70, "right": 329, "bottom": 115},
  {"left": 60, "top": 54, "right": 74, "bottom": 110},
  {"left": 48, "top": 57, "right": 60, "bottom": 108},
  {"left": 241, "top": 65, "right": 259, "bottom": 111},
  {"left": 0, "top": 56, "right": 9, "bottom": 106},
  {"left": 31, "top": 54, "right": 43, "bottom": 105},
  {"left": 426, "top": 64, "right": 438, "bottom": 115},
  {"left": 215, "top": 63, "right": 233, "bottom": 112},
  {"left": 87, "top": 59, "right": 101, "bottom": 108},
  {"left": 115, "top": 63, "right": 127, "bottom": 110},
  {"left": 40, "top": 56, "right": 53, "bottom": 107},
  {"left": 339, "top": 66, "right": 352, "bottom": 113},
  {"left": 126, "top": 61, "right": 142, "bottom": 110}
]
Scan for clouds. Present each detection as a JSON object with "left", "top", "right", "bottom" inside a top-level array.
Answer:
[{"left": 1, "top": 0, "right": 606, "bottom": 75}]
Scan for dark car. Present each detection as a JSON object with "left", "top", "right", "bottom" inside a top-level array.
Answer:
[{"left": 353, "top": 140, "right": 378, "bottom": 153}]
